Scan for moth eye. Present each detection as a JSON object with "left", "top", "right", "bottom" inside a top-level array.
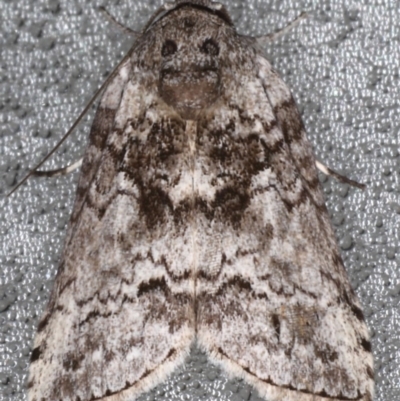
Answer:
[
  {"left": 200, "top": 38, "right": 219, "bottom": 56},
  {"left": 161, "top": 40, "right": 178, "bottom": 57}
]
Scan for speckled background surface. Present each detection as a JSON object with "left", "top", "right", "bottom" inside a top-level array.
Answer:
[{"left": 0, "top": 0, "right": 399, "bottom": 400}]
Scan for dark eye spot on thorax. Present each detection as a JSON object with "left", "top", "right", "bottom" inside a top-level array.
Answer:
[
  {"left": 162, "top": 40, "right": 178, "bottom": 57},
  {"left": 200, "top": 38, "right": 219, "bottom": 56}
]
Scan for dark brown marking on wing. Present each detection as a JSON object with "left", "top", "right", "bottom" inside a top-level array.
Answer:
[
  {"left": 270, "top": 92, "right": 324, "bottom": 197},
  {"left": 62, "top": 352, "right": 85, "bottom": 372},
  {"left": 212, "top": 186, "right": 251, "bottom": 228},
  {"left": 137, "top": 277, "right": 169, "bottom": 297},
  {"left": 274, "top": 97, "right": 304, "bottom": 144},
  {"left": 360, "top": 338, "right": 372, "bottom": 353},
  {"left": 271, "top": 314, "right": 281, "bottom": 338},
  {"left": 37, "top": 314, "right": 51, "bottom": 333},
  {"left": 30, "top": 347, "right": 41, "bottom": 363},
  {"left": 314, "top": 344, "right": 339, "bottom": 363},
  {"left": 70, "top": 107, "right": 117, "bottom": 225},
  {"left": 350, "top": 304, "right": 365, "bottom": 321}
]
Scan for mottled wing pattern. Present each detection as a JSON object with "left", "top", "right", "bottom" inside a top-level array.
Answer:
[
  {"left": 196, "top": 53, "right": 373, "bottom": 401},
  {"left": 28, "top": 54, "right": 195, "bottom": 401},
  {"left": 28, "top": 2, "right": 374, "bottom": 401}
]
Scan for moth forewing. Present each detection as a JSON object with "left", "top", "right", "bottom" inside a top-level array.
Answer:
[{"left": 28, "top": 2, "right": 373, "bottom": 401}]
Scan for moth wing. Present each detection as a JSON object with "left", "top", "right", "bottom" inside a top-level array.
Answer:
[
  {"left": 29, "top": 58, "right": 195, "bottom": 401},
  {"left": 196, "top": 55, "right": 373, "bottom": 401}
]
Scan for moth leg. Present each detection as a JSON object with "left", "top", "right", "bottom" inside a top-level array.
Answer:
[
  {"left": 99, "top": 6, "right": 139, "bottom": 37},
  {"left": 33, "top": 158, "right": 83, "bottom": 177},
  {"left": 256, "top": 12, "right": 308, "bottom": 44},
  {"left": 8, "top": 52, "right": 131, "bottom": 197},
  {"left": 315, "top": 159, "right": 366, "bottom": 189}
]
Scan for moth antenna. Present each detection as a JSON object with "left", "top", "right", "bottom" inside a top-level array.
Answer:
[
  {"left": 98, "top": 6, "right": 140, "bottom": 37},
  {"left": 33, "top": 158, "right": 83, "bottom": 178},
  {"left": 256, "top": 12, "right": 308, "bottom": 45},
  {"left": 7, "top": 52, "right": 132, "bottom": 197},
  {"left": 142, "top": 3, "right": 172, "bottom": 32},
  {"left": 315, "top": 159, "right": 366, "bottom": 190}
]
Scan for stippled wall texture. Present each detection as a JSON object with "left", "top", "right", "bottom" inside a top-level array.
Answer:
[{"left": 0, "top": 1, "right": 399, "bottom": 400}]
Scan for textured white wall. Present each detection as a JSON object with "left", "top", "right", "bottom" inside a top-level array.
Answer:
[{"left": 0, "top": 0, "right": 398, "bottom": 400}]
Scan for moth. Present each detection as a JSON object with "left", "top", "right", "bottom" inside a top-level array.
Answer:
[{"left": 27, "top": 1, "right": 374, "bottom": 400}]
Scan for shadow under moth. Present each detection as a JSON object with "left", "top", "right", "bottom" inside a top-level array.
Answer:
[{"left": 27, "top": 1, "right": 374, "bottom": 400}]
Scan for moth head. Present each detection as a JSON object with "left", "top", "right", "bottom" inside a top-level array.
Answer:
[
  {"left": 143, "top": 1, "right": 233, "bottom": 32},
  {"left": 156, "top": 4, "right": 233, "bottom": 119}
]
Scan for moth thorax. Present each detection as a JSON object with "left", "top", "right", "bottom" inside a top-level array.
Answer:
[{"left": 159, "top": 39, "right": 221, "bottom": 119}]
